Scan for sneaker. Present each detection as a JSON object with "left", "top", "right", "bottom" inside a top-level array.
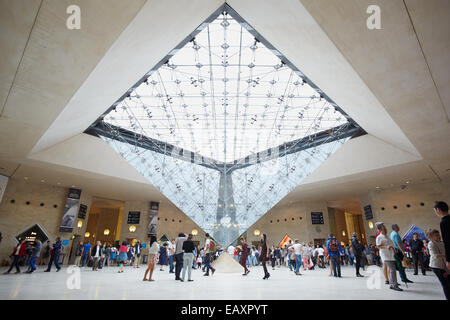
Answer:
[
  {"left": 405, "top": 279, "right": 414, "bottom": 283},
  {"left": 390, "top": 285, "right": 403, "bottom": 291},
  {"left": 188, "top": 279, "right": 193, "bottom": 282},
  {"left": 56, "top": 268, "right": 61, "bottom": 272},
  {"left": 203, "top": 273, "right": 209, "bottom": 276},
  {"left": 44, "top": 270, "right": 50, "bottom": 272}
]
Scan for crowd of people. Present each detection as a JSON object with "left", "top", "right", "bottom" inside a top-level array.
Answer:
[{"left": 1, "top": 201, "right": 449, "bottom": 299}]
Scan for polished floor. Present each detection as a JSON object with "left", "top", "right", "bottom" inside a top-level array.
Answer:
[{"left": 0, "top": 263, "right": 445, "bottom": 300}]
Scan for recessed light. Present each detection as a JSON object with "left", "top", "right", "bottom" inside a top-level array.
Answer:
[
  {"left": 375, "top": 186, "right": 380, "bottom": 189},
  {"left": 71, "top": 185, "right": 75, "bottom": 188},
  {"left": 57, "top": 182, "right": 61, "bottom": 185},
  {"left": 405, "top": 181, "right": 410, "bottom": 184},
  {"left": 24, "top": 177, "right": 28, "bottom": 180},
  {"left": 41, "top": 180, "right": 45, "bottom": 183}
]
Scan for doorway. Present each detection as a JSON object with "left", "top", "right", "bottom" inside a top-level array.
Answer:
[
  {"left": 327, "top": 198, "right": 367, "bottom": 246},
  {"left": 84, "top": 197, "right": 124, "bottom": 246}
]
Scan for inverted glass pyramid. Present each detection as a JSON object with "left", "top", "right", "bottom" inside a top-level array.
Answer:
[{"left": 87, "top": 4, "right": 364, "bottom": 246}]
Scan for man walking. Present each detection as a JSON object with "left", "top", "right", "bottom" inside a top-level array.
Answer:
[
  {"left": 326, "top": 234, "right": 343, "bottom": 278},
  {"left": 434, "top": 201, "right": 450, "bottom": 271},
  {"left": 45, "top": 237, "right": 62, "bottom": 272},
  {"left": 410, "top": 232, "right": 426, "bottom": 275},
  {"left": 390, "top": 224, "right": 413, "bottom": 283},
  {"left": 81, "top": 240, "right": 91, "bottom": 268},
  {"left": 4, "top": 239, "right": 27, "bottom": 274},
  {"left": 174, "top": 233, "right": 187, "bottom": 280},
  {"left": 26, "top": 239, "right": 42, "bottom": 273},
  {"left": 203, "top": 233, "right": 216, "bottom": 276},
  {"left": 350, "top": 232, "right": 365, "bottom": 277}
]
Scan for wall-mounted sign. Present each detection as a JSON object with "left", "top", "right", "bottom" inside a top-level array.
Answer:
[
  {"left": 364, "top": 205, "right": 373, "bottom": 220},
  {"left": 62, "top": 240, "right": 69, "bottom": 246},
  {"left": 78, "top": 204, "right": 87, "bottom": 219},
  {"left": 311, "top": 212, "right": 324, "bottom": 225},
  {"left": 127, "top": 211, "right": 141, "bottom": 224},
  {"left": 59, "top": 188, "right": 82, "bottom": 232},
  {"left": 148, "top": 201, "right": 159, "bottom": 237}
]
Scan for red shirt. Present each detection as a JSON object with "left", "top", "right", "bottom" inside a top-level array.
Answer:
[
  {"left": 119, "top": 245, "right": 128, "bottom": 253},
  {"left": 234, "top": 248, "right": 238, "bottom": 256}
]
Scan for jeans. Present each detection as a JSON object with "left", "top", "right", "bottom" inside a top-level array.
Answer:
[
  {"left": 7, "top": 255, "right": 21, "bottom": 273},
  {"left": 181, "top": 253, "right": 194, "bottom": 281},
  {"left": 330, "top": 255, "right": 341, "bottom": 277},
  {"left": 348, "top": 255, "right": 354, "bottom": 266},
  {"left": 81, "top": 252, "right": 89, "bottom": 267},
  {"left": 29, "top": 257, "right": 38, "bottom": 272},
  {"left": 204, "top": 253, "right": 215, "bottom": 273},
  {"left": 295, "top": 254, "right": 302, "bottom": 273},
  {"left": 432, "top": 267, "right": 449, "bottom": 300},
  {"left": 384, "top": 260, "right": 399, "bottom": 286},
  {"left": 247, "top": 256, "right": 252, "bottom": 266},
  {"left": 169, "top": 255, "right": 174, "bottom": 272},
  {"left": 47, "top": 253, "right": 61, "bottom": 271},
  {"left": 175, "top": 253, "right": 184, "bottom": 279}
]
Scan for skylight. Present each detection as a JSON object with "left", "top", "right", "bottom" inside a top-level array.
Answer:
[{"left": 102, "top": 10, "right": 348, "bottom": 163}]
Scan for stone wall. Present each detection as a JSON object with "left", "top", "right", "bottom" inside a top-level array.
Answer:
[
  {"left": 0, "top": 177, "right": 93, "bottom": 264},
  {"left": 360, "top": 179, "right": 450, "bottom": 244}
]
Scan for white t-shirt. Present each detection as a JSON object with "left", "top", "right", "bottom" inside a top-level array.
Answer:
[
  {"left": 205, "top": 239, "right": 211, "bottom": 251},
  {"left": 227, "top": 246, "right": 235, "bottom": 255},
  {"left": 292, "top": 243, "right": 303, "bottom": 255},
  {"left": 317, "top": 248, "right": 324, "bottom": 256},
  {"left": 94, "top": 246, "right": 101, "bottom": 258},
  {"left": 148, "top": 242, "right": 160, "bottom": 255},
  {"left": 302, "top": 246, "right": 311, "bottom": 257},
  {"left": 376, "top": 233, "right": 395, "bottom": 261}
]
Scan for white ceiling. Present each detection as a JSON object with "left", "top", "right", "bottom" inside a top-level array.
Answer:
[{"left": 0, "top": 0, "right": 449, "bottom": 206}]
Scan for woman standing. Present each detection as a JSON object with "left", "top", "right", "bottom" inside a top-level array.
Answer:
[
  {"left": 181, "top": 234, "right": 195, "bottom": 282},
  {"left": 239, "top": 237, "right": 250, "bottom": 275},
  {"left": 143, "top": 236, "right": 159, "bottom": 281},
  {"left": 159, "top": 243, "right": 168, "bottom": 271},
  {"left": 117, "top": 241, "right": 128, "bottom": 273},
  {"left": 260, "top": 234, "right": 270, "bottom": 279}
]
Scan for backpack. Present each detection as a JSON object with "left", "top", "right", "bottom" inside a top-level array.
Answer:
[
  {"left": 209, "top": 240, "right": 215, "bottom": 252},
  {"left": 329, "top": 238, "right": 339, "bottom": 253}
]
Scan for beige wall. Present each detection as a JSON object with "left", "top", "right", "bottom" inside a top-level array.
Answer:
[
  {"left": 360, "top": 179, "right": 450, "bottom": 245},
  {"left": 118, "top": 200, "right": 208, "bottom": 254},
  {"left": 245, "top": 201, "right": 331, "bottom": 248},
  {"left": 0, "top": 177, "right": 92, "bottom": 264}
]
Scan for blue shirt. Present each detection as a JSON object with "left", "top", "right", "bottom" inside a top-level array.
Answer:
[
  {"left": 326, "top": 237, "right": 343, "bottom": 256},
  {"left": 390, "top": 231, "right": 402, "bottom": 250},
  {"left": 83, "top": 243, "right": 92, "bottom": 254}
]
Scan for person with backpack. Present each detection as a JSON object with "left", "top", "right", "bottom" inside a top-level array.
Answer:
[
  {"left": 203, "top": 233, "right": 216, "bottom": 276},
  {"left": 326, "top": 234, "right": 343, "bottom": 278},
  {"left": 44, "top": 237, "right": 62, "bottom": 272}
]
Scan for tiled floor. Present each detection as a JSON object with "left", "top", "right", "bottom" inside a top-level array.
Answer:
[{"left": 0, "top": 263, "right": 445, "bottom": 300}]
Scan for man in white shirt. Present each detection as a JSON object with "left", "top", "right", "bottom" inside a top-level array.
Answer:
[
  {"left": 291, "top": 240, "right": 303, "bottom": 275},
  {"left": 227, "top": 245, "right": 235, "bottom": 256},
  {"left": 376, "top": 223, "right": 403, "bottom": 291}
]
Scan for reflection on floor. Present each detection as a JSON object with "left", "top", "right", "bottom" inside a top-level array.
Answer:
[{"left": 0, "top": 264, "right": 445, "bottom": 300}]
